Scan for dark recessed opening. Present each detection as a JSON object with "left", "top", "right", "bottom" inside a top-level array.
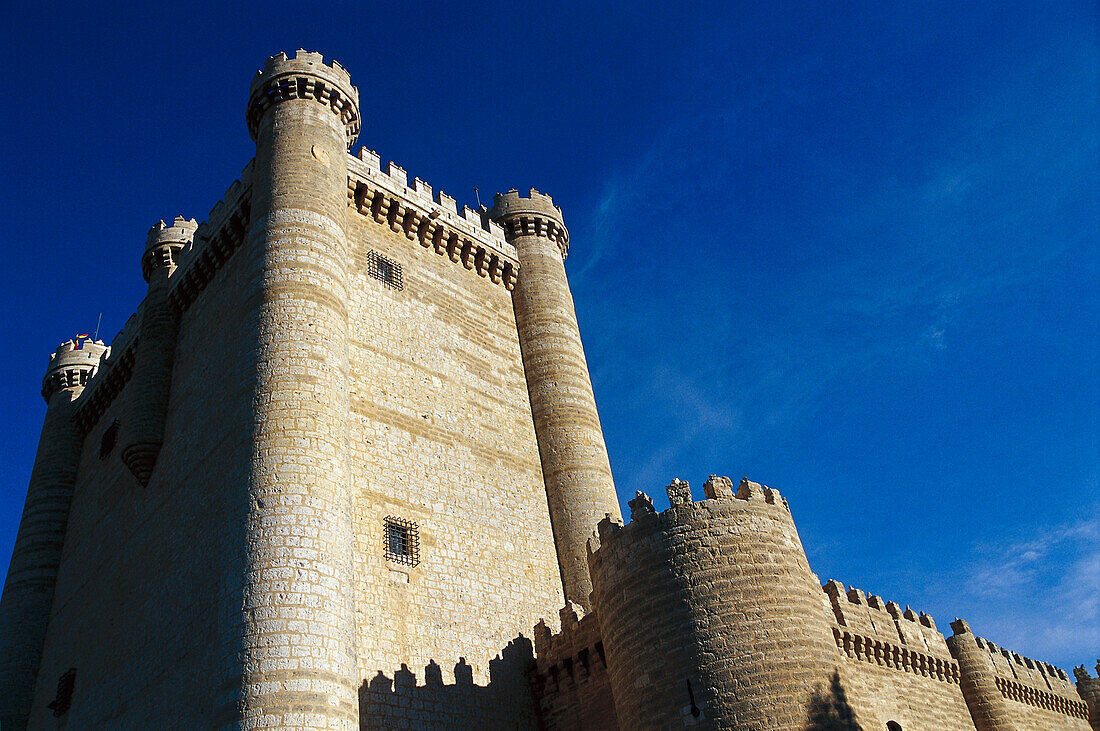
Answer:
[
  {"left": 47, "top": 667, "right": 76, "bottom": 717},
  {"left": 99, "top": 420, "right": 119, "bottom": 459}
]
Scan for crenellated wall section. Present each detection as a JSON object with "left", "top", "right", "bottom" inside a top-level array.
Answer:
[
  {"left": 529, "top": 603, "right": 617, "bottom": 730},
  {"left": 822, "top": 580, "right": 974, "bottom": 729},
  {"left": 948, "top": 619, "right": 1091, "bottom": 730}
]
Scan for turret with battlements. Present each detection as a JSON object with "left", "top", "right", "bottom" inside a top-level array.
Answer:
[
  {"left": 0, "top": 338, "right": 107, "bottom": 729},
  {"left": 586, "top": 475, "right": 839, "bottom": 728},
  {"left": 224, "top": 49, "right": 361, "bottom": 729},
  {"left": 488, "top": 189, "right": 620, "bottom": 612},
  {"left": 118, "top": 216, "right": 196, "bottom": 486}
]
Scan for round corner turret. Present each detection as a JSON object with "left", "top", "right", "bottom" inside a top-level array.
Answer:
[
  {"left": 143, "top": 215, "right": 197, "bottom": 281},
  {"left": 41, "top": 338, "right": 109, "bottom": 402},
  {"left": 487, "top": 188, "right": 570, "bottom": 258},
  {"left": 588, "top": 475, "right": 837, "bottom": 728},
  {"left": 246, "top": 49, "right": 361, "bottom": 148}
]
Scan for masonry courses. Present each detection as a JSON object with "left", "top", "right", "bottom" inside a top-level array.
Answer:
[{"left": 0, "top": 50, "right": 1095, "bottom": 730}]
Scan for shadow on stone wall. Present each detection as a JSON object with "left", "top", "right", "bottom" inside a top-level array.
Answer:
[
  {"left": 806, "top": 671, "right": 862, "bottom": 731},
  {"left": 358, "top": 636, "right": 539, "bottom": 730}
]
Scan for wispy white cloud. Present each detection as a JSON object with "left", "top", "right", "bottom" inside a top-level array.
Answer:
[{"left": 960, "top": 513, "right": 1100, "bottom": 664}]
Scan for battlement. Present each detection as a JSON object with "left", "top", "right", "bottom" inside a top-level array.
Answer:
[
  {"left": 1076, "top": 662, "right": 1100, "bottom": 686},
  {"left": 145, "top": 216, "right": 198, "bottom": 251},
  {"left": 821, "top": 578, "right": 962, "bottom": 692},
  {"left": 348, "top": 148, "right": 519, "bottom": 289},
  {"left": 592, "top": 475, "right": 791, "bottom": 550},
  {"left": 530, "top": 603, "right": 616, "bottom": 729},
  {"left": 41, "top": 338, "right": 109, "bottom": 402},
  {"left": 247, "top": 49, "right": 360, "bottom": 147},
  {"left": 486, "top": 189, "right": 570, "bottom": 258},
  {"left": 142, "top": 216, "right": 197, "bottom": 280},
  {"left": 949, "top": 618, "right": 1089, "bottom": 721}
]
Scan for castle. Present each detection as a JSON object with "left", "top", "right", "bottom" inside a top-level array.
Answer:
[{"left": 0, "top": 50, "right": 1095, "bottom": 730}]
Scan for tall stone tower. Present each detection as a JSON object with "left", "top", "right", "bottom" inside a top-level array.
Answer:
[
  {"left": 227, "top": 50, "right": 363, "bottom": 728},
  {"left": 488, "top": 190, "right": 621, "bottom": 611},
  {"left": 0, "top": 338, "right": 107, "bottom": 729}
]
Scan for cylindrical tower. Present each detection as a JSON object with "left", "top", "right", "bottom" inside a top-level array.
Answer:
[
  {"left": 219, "top": 50, "right": 361, "bottom": 729},
  {"left": 487, "top": 189, "right": 621, "bottom": 611},
  {"left": 119, "top": 216, "right": 195, "bottom": 486},
  {"left": 588, "top": 477, "right": 840, "bottom": 729},
  {"left": 947, "top": 619, "right": 1015, "bottom": 731},
  {"left": 0, "top": 338, "right": 107, "bottom": 730}
]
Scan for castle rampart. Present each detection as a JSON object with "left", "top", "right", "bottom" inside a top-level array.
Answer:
[
  {"left": 530, "top": 603, "right": 617, "bottom": 730},
  {"left": 347, "top": 148, "right": 517, "bottom": 290}
]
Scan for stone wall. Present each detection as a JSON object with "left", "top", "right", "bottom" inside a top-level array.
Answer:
[
  {"left": 823, "top": 581, "right": 974, "bottom": 729},
  {"left": 588, "top": 476, "right": 841, "bottom": 729},
  {"left": 530, "top": 604, "right": 618, "bottom": 730},
  {"left": 948, "top": 620, "right": 1091, "bottom": 730},
  {"left": 344, "top": 156, "right": 563, "bottom": 706},
  {"left": 26, "top": 193, "right": 255, "bottom": 727}
]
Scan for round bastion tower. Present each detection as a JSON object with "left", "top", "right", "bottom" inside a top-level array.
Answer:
[
  {"left": 118, "top": 215, "right": 196, "bottom": 486},
  {"left": 0, "top": 338, "right": 108, "bottom": 730},
  {"left": 588, "top": 477, "right": 840, "bottom": 729},
  {"left": 220, "top": 51, "right": 361, "bottom": 729},
  {"left": 487, "top": 190, "right": 622, "bottom": 612}
]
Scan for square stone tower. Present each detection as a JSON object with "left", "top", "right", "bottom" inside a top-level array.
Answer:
[{"left": 0, "top": 50, "right": 619, "bottom": 730}]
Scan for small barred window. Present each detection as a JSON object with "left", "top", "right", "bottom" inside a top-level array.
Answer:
[
  {"left": 384, "top": 516, "right": 419, "bottom": 566},
  {"left": 99, "top": 420, "right": 119, "bottom": 459},
  {"left": 48, "top": 668, "right": 76, "bottom": 717},
  {"left": 367, "top": 250, "right": 403, "bottom": 290}
]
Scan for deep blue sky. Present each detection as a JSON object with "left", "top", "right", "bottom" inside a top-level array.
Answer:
[{"left": 1, "top": 2, "right": 1096, "bottom": 670}]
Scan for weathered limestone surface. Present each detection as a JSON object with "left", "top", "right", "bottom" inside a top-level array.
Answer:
[
  {"left": 588, "top": 477, "right": 840, "bottom": 729},
  {"left": 343, "top": 164, "right": 563, "bottom": 702},
  {"left": 823, "top": 581, "right": 974, "bottom": 729},
  {"left": 226, "top": 49, "right": 362, "bottom": 729},
  {"left": 118, "top": 216, "right": 196, "bottom": 486}
]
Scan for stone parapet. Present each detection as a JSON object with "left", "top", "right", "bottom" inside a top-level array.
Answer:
[
  {"left": 347, "top": 149, "right": 517, "bottom": 289},
  {"left": 1075, "top": 662, "right": 1100, "bottom": 730},
  {"left": 488, "top": 189, "right": 569, "bottom": 259},
  {"left": 41, "top": 339, "right": 109, "bottom": 402},
  {"left": 529, "top": 603, "right": 618, "bottom": 729},
  {"left": 142, "top": 216, "right": 197, "bottom": 281},
  {"left": 247, "top": 50, "right": 360, "bottom": 148}
]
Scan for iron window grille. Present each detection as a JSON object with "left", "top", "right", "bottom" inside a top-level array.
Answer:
[
  {"left": 367, "top": 250, "right": 404, "bottom": 291},
  {"left": 384, "top": 516, "right": 420, "bottom": 566}
]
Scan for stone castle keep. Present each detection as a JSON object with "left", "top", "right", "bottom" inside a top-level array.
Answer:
[{"left": 0, "top": 50, "right": 1095, "bottom": 729}]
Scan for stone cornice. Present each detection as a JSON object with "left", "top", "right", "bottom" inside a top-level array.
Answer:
[{"left": 347, "top": 148, "right": 519, "bottom": 290}]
